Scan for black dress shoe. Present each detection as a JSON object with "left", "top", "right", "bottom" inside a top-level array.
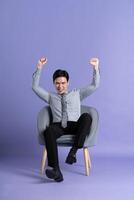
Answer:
[
  {"left": 45, "top": 168, "right": 63, "bottom": 182},
  {"left": 65, "top": 154, "right": 77, "bottom": 164},
  {"left": 65, "top": 147, "right": 77, "bottom": 164}
]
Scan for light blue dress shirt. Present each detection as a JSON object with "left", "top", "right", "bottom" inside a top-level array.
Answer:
[{"left": 32, "top": 68, "right": 100, "bottom": 123}]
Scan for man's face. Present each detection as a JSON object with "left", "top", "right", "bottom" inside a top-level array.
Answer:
[{"left": 54, "top": 77, "right": 69, "bottom": 94}]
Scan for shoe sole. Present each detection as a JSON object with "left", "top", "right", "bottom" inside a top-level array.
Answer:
[
  {"left": 46, "top": 170, "right": 63, "bottom": 182},
  {"left": 65, "top": 158, "right": 77, "bottom": 165}
]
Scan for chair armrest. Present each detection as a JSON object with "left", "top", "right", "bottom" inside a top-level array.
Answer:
[
  {"left": 81, "top": 106, "right": 99, "bottom": 147},
  {"left": 37, "top": 106, "right": 52, "bottom": 145}
]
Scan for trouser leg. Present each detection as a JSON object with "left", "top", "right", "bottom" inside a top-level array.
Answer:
[
  {"left": 73, "top": 113, "right": 92, "bottom": 148},
  {"left": 43, "top": 123, "right": 63, "bottom": 168},
  {"left": 65, "top": 113, "right": 92, "bottom": 164}
]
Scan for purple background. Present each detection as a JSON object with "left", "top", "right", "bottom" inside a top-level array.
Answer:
[
  {"left": 1, "top": 0, "right": 134, "bottom": 199},
  {"left": 1, "top": 0, "right": 134, "bottom": 157}
]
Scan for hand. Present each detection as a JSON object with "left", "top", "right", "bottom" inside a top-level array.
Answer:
[
  {"left": 37, "top": 57, "right": 48, "bottom": 69},
  {"left": 89, "top": 58, "right": 99, "bottom": 70}
]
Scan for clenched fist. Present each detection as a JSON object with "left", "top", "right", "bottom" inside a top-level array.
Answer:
[
  {"left": 89, "top": 58, "right": 99, "bottom": 70},
  {"left": 37, "top": 57, "right": 48, "bottom": 69}
]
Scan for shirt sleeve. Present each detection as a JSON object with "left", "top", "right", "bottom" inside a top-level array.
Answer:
[
  {"left": 79, "top": 68, "right": 100, "bottom": 101},
  {"left": 32, "top": 68, "right": 50, "bottom": 103}
]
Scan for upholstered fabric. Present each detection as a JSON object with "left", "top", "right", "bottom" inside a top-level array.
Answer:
[{"left": 37, "top": 105, "right": 99, "bottom": 147}]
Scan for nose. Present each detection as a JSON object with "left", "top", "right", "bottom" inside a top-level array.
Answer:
[{"left": 59, "top": 84, "right": 63, "bottom": 88}]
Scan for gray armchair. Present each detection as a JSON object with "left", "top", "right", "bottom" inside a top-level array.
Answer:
[{"left": 37, "top": 105, "right": 99, "bottom": 176}]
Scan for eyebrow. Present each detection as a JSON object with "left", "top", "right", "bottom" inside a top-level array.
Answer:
[{"left": 55, "top": 81, "right": 66, "bottom": 84}]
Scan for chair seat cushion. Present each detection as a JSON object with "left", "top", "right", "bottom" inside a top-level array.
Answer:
[{"left": 56, "top": 135, "right": 75, "bottom": 146}]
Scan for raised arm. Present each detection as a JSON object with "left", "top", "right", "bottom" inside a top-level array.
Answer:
[
  {"left": 79, "top": 58, "right": 100, "bottom": 101},
  {"left": 32, "top": 57, "right": 50, "bottom": 103}
]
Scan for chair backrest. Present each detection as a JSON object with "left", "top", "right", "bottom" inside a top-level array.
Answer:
[{"left": 37, "top": 105, "right": 99, "bottom": 147}]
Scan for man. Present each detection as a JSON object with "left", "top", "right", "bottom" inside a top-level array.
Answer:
[{"left": 32, "top": 57, "right": 100, "bottom": 182}]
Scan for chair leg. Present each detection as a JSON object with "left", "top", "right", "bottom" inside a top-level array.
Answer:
[
  {"left": 83, "top": 147, "right": 91, "bottom": 176},
  {"left": 40, "top": 147, "right": 47, "bottom": 175},
  {"left": 87, "top": 149, "right": 92, "bottom": 169}
]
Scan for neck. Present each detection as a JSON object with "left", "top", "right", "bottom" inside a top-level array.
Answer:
[{"left": 58, "top": 91, "right": 68, "bottom": 95}]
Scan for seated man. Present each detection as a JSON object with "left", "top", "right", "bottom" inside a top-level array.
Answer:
[{"left": 32, "top": 57, "right": 100, "bottom": 182}]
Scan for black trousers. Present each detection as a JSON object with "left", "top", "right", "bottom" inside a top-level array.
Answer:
[{"left": 43, "top": 113, "right": 92, "bottom": 168}]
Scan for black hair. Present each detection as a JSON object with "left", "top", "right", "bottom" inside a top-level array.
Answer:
[{"left": 53, "top": 69, "right": 69, "bottom": 82}]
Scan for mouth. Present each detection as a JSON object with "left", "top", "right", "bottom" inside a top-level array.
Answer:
[
  {"left": 58, "top": 90, "right": 64, "bottom": 94},
  {"left": 58, "top": 89, "right": 63, "bottom": 92}
]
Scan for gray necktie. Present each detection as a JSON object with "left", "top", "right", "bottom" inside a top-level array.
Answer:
[{"left": 61, "top": 94, "right": 68, "bottom": 128}]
